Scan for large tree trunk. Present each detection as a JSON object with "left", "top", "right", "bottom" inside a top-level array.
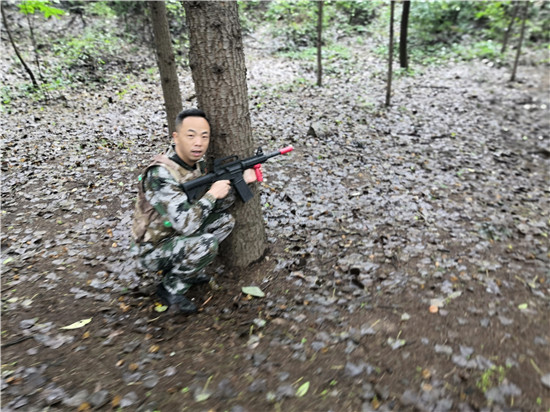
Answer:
[
  {"left": 399, "top": 0, "right": 410, "bottom": 69},
  {"left": 183, "top": 1, "right": 267, "bottom": 268},
  {"left": 149, "top": 1, "right": 182, "bottom": 136}
]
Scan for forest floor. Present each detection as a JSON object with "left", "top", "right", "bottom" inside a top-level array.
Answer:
[{"left": 2, "top": 17, "right": 550, "bottom": 412}]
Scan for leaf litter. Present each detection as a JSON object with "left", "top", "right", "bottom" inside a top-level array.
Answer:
[{"left": 1, "top": 21, "right": 549, "bottom": 412}]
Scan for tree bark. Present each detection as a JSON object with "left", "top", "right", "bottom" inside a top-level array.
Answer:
[
  {"left": 510, "top": 2, "right": 528, "bottom": 82},
  {"left": 183, "top": 1, "right": 267, "bottom": 268},
  {"left": 316, "top": 1, "right": 323, "bottom": 87},
  {"left": 399, "top": 0, "right": 410, "bottom": 69},
  {"left": 149, "top": 1, "right": 182, "bottom": 136},
  {"left": 386, "top": 1, "right": 395, "bottom": 106}
]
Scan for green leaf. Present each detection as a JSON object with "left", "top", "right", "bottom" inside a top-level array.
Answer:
[
  {"left": 296, "top": 381, "right": 310, "bottom": 397},
  {"left": 155, "top": 305, "right": 168, "bottom": 313},
  {"left": 518, "top": 303, "right": 528, "bottom": 310},
  {"left": 60, "top": 318, "right": 92, "bottom": 330},
  {"left": 242, "top": 286, "right": 265, "bottom": 298}
]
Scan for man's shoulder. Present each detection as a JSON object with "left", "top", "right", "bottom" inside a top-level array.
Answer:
[{"left": 144, "top": 159, "right": 197, "bottom": 185}]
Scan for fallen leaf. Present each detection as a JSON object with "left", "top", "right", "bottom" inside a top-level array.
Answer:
[
  {"left": 296, "top": 381, "right": 310, "bottom": 397},
  {"left": 60, "top": 318, "right": 92, "bottom": 330},
  {"left": 154, "top": 303, "right": 168, "bottom": 312},
  {"left": 111, "top": 395, "right": 121, "bottom": 408},
  {"left": 242, "top": 286, "right": 265, "bottom": 298}
]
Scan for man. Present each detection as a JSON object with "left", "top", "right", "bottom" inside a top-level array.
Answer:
[{"left": 131, "top": 108, "right": 257, "bottom": 314}]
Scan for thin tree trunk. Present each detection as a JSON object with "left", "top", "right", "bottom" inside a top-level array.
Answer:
[
  {"left": 149, "top": 1, "right": 183, "bottom": 136},
  {"left": 26, "top": 13, "right": 45, "bottom": 84},
  {"left": 399, "top": 0, "right": 410, "bottom": 69},
  {"left": 316, "top": 1, "right": 323, "bottom": 87},
  {"left": 1, "top": 4, "right": 39, "bottom": 89},
  {"left": 386, "top": 1, "right": 395, "bottom": 106},
  {"left": 510, "top": 2, "right": 528, "bottom": 82},
  {"left": 501, "top": 1, "right": 519, "bottom": 54},
  {"left": 183, "top": 1, "right": 267, "bottom": 268}
]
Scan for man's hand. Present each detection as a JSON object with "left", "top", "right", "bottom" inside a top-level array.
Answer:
[
  {"left": 207, "top": 180, "right": 231, "bottom": 199},
  {"left": 206, "top": 169, "right": 257, "bottom": 200},
  {"left": 243, "top": 168, "right": 258, "bottom": 184}
]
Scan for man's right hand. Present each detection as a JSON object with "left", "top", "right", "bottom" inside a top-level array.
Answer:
[{"left": 207, "top": 180, "right": 231, "bottom": 199}]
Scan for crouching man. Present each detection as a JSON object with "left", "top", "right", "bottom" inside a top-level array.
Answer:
[{"left": 131, "top": 109, "right": 257, "bottom": 314}]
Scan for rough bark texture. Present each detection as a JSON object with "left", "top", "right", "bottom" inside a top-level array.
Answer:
[
  {"left": 183, "top": 1, "right": 267, "bottom": 268},
  {"left": 149, "top": 1, "right": 182, "bottom": 136}
]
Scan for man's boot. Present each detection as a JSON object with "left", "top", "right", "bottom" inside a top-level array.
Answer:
[{"left": 156, "top": 283, "right": 197, "bottom": 315}]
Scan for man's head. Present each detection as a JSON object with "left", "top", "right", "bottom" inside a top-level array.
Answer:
[{"left": 173, "top": 109, "right": 211, "bottom": 166}]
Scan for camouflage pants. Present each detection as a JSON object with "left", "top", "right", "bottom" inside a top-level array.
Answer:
[{"left": 139, "top": 212, "right": 235, "bottom": 295}]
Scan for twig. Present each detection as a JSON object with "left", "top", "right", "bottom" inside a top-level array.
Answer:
[
  {"left": 1, "top": 335, "right": 34, "bottom": 348},
  {"left": 201, "top": 295, "right": 213, "bottom": 307}
]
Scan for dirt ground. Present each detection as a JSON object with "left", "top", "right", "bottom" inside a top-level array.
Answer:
[{"left": 2, "top": 12, "right": 550, "bottom": 412}]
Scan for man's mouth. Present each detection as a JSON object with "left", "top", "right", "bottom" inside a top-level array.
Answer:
[{"left": 191, "top": 150, "right": 203, "bottom": 157}]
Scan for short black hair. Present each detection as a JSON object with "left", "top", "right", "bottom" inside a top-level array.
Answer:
[{"left": 175, "top": 108, "right": 210, "bottom": 131}]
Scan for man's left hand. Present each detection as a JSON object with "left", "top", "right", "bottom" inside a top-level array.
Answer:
[{"left": 243, "top": 168, "right": 258, "bottom": 184}]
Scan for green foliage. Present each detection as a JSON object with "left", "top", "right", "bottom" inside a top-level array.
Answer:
[
  {"left": 18, "top": 0, "right": 65, "bottom": 18},
  {"left": 238, "top": 1, "right": 268, "bottom": 33},
  {"left": 86, "top": 2, "right": 116, "bottom": 18},
  {"left": 333, "top": 0, "right": 379, "bottom": 27},
  {"left": 106, "top": 1, "right": 148, "bottom": 19},
  {"left": 408, "top": 1, "right": 482, "bottom": 46},
  {"left": 263, "top": 1, "right": 382, "bottom": 52},
  {"left": 51, "top": 29, "right": 121, "bottom": 76},
  {"left": 476, "top": 365, "right": 508, "bottom": 394},
  {"left": 454, "top": 40, "right": 503, "bottom": 61},
  {"left": 265, "top": 0, "right": 320, "bottom": 50}
]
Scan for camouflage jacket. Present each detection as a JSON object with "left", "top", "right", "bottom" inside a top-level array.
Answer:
[{"left": 131, "top": 148, "right": 235, "bottom": 252}]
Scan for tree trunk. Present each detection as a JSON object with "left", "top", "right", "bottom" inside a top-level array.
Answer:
[
  {"left": 1, "top": 4, "right": 39, "bottom": 89},
  {"left": 501, "top": 1, "right": 519, "bottom": 54},
  {"left": 510, "top": 2, "right": 528, "bottom": 82},
  {"left": 183, "top": 1, "right": 267, "bottom": 268},
  {"left": 386, "top": 1, "right": 395, "bottom": 106},
  {"left": 316, "top": 1, "right": 323, "bottom": 87},
  {"left": 149, "top": 1, "right": 182, "bottom": 137},
  {"left": 399, "top": 0, "right": 410, "bottom": 69}
]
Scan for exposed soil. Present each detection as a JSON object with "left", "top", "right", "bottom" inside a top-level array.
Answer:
[{"left": 1, "top": 12, "right": 550, "bottom": 412}]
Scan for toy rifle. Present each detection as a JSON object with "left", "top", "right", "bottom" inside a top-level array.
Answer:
[{"left": 182, "top": 146, "right": 294, "bottom": 203}]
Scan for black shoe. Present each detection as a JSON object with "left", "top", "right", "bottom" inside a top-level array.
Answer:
[
  {"left": 188, "top": 273, "right": 212, "bottom": 285},
  {"left": 156, "top": 284, "right": 197, "bottom": 315}
]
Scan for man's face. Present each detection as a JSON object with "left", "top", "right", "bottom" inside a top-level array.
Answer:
[{"left": 173, "top": 116, "right": 210, "bottom": 166}]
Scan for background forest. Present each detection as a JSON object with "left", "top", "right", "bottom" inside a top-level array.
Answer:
[
  {"left": 1, "top": 1, "right": 549, "bottom": 412},
  {"left": 2, "top": 0, "right": 549, "bottom": 105}
]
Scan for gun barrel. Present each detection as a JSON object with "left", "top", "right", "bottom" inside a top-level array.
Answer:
[{"left": 279, "top": 146, "right": 293, "bottom": 155}]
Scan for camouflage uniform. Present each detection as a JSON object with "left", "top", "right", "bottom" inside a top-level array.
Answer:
[{"left": 131, "top": 148, "right": 235, "bottom": 295}]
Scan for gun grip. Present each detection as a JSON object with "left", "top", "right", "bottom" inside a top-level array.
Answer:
[
  {"left": 233, "top": 176, "right": 254, "bottom": 203},
  {"left": 253, "top": 164, "right": 263, "bottom": 182}
]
